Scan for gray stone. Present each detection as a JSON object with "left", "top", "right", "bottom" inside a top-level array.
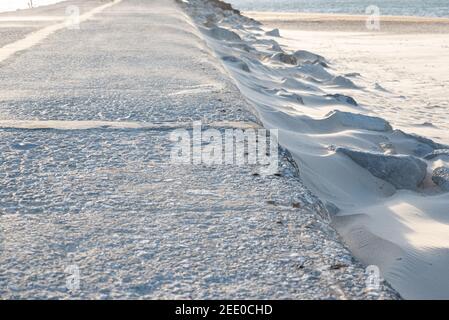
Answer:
[
  {"left": 275, "top": 90, "right": 304, "bottom": 105},
  {"left": 424, "top": 149, "right": 449, "bottom": 160},
  {"left": 207, "top": 26, "right": 241, "bottom": 41},
  {"left": 326, "top": 94, "right": 358, "bottom": 106},
  {"left": 265, "top": 28, "right": 280, "bottom": 37},
  {"left": 221, "top": 55, "right": 250, "bottom": 72},
  {"left": 337, "top": 148, "right": 428, "bottom": 190},
  {"left": 326, "top": 110, "right": 392, "bottom": 132},
  {"left": 392, "top": 130, "right": 449, "bottom": 156},
  {"left": 271, "top": 52, "right": 297, "bottom": 65},
  {"left": 293, "top": 50, "right": 327, "bottom": 64},
  {"left": 432, "top": 167, "right": 449, "bottom": 191},
  {"left": 325, "top": 201, "right": 340, "bottom": 216}
]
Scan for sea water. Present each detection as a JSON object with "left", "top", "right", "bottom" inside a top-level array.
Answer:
[{"left": 228, "top": 0, "right": 449, "bottom": 18}]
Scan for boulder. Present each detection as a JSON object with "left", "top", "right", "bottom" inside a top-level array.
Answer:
[
  {"left": 208, "top": 26, "right": 241, "bottom": 41},
  {"left": 326, "top": 94, "right": 358, "bottom": 106},
  {"left": 332, "top": 75, "right": 359, "bottom": 89},
  {"left": 337, "top": 148, "right": 428, "bottom": 190},
  {"left": 432, "top": 167, "right": 449, "bottom": 191},
  {"left": 265, "top": 28, "right": 280, "bottom": 37},
  {"left": 206, "top": 0, "right": 241, "bottom": 14},
  {"left": 293, "top": 50, "right": 327, "bottom": 64},
  {"left": 424, "top": 149, "right": 449, "bottom": 160},
  {"left": 275, "top": 91, "right": 304, "bottom": 105},
  {"left": 326, "top": 110, "right": 392, "bottom": 132},
  {"left": 270, "top": 43, "right": 283, "bottom": 52},
  {"left": 393, "top": 130, "right": 448, "bottom": 154},
  {"left": 325, "top": 201, "right": 340, "bottom": 216},
  {"left": 221, "top": 56, "right": 250, "bottom": 72},
  {"left": 271, "top": 52, "right": 297, "bottom": 65}
]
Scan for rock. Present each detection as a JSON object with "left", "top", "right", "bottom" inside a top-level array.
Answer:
[
  {"left": 424, "top": 149, "right": 449, "bottom": 160},
  {"left": 298, "top": 63, "right": 334, "bottom": 81},
  {"left": 206, "top": 0, "right": 240, "bottom": 14},
  {"left": 310, "top": 60, "right": 330, "bottom": 68},
  {"left": 337, "top": 148, "right": 428, "bottom": 190},
  {"left": 221, "top": 56, "right": 250, "bottom": 72},
  {"left": 270, "top": 43, "right": 283, "bottom": 52},
  {"left": 207, "top": 26, "right": 241, "bottom": 41},
  {"left": 326, "top": 94, "right": 358, "bottom": 106},
  {"left": 394, "top": 130, "right": 448, "bottom": 150},
  {"left": 326, "top": 110, "right": 392, "bottom": 132},
  {"left": 345, "top": 72, "right": 361, "bottom": 78},
  {"left": 325, "top": 201, "right": 340, "bottom": 216},
  {"left": 292, "top": 202, "right": 301, "bottom": 208},
  {"left": 432, "top": 167, "right": 449, "bottom": 191},
  {"left": 203, "top": 20, "right": 215, "bottom": 28},
  {"left": 230, "top": 43, "right": 252, "bottom": 52},
  {"left": 379, "top": 142, "right": 395, "bottom": 155},
  {"left": 293, "top": 50, "right": 327, "bottom": 64},
  {"left": 376, "top": 83, "right": 392, "bottom": 93},
  {"left": 391, "top": 130, "right": 448, "bottom": 157},
  {"left": 332, "top": 75, "right": 359, "bottom": 89},
  {"left": 417, "top": 121, "right": 435, "bottom": 127},
  {"left": 330, "top": 263, "right": 347, "bottom": 270},
  {"left": 203, "top": 14, "right": 218, "bottom": 28},
  {"left": 275, "top": 90, "right": 304, "bottom": 105},
  {"left": 265, "top": 28, "right": 280, "bottom": 37},
  {"left": 270, "top": 52, "right": 297, "bottom": 65},
  {"left": 410, "top": 133, "right": 448, "bottom": 150}
]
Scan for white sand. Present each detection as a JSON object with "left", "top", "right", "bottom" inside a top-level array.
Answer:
[
  {"left": 184, "top": 4, "right": 449, "bottom": 299},
  {"left": 246, "top": 13, "right": 449, "bottom": 299},
  {"left": 247, "top": 12, "right": 449, "bottom": 144}
]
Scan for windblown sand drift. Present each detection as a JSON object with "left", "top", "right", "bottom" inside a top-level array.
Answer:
[{"left": 180, "top": 0, "right": 449, "bottom": 299}]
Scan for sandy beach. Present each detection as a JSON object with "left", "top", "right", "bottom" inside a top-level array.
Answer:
[
  {"left": 246, "top": 12, "right": 449, "bottom": 143},
  {"left": 235, "top": 11, "right": 449, "bottom": 299},
  {"left": 245, "top": 11, "right": 449, "bottom": 33}
]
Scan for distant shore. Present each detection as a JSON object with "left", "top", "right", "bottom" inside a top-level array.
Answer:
[{"left": 244, "top": 11, "right": 449, "bottom": 33}]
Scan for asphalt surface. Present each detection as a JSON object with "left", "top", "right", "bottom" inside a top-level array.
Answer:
[{"left": 0, "top": 0, "right": 399, "bottom": 299}]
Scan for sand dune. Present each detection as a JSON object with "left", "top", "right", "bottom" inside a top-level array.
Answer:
[{"left": 181, "top": 1, "right": 449, "bottom": 299}]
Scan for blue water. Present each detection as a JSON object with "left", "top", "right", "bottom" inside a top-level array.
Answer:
[{"left": 227, "top": 0, "right": 449, "bottom": 17}]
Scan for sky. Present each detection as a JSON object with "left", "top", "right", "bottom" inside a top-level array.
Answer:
[{"left": 0, "top": 0, "right": 66, "bottom": 13}]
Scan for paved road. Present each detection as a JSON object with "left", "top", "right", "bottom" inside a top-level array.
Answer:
[{"left": 0, "top": 0, "right": 398, "bottom": 299}]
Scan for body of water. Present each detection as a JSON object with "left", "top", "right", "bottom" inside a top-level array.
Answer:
[{"left": 227, "top": 0, "right": 449, "bottom": 17}]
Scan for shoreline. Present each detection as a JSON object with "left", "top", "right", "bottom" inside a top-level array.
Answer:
[
  {"left": 244, "top": 11, "right": 449, "bottom": 23},
  {"left": 244, "top": 11, "right": 449, "bottom": 33}
]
